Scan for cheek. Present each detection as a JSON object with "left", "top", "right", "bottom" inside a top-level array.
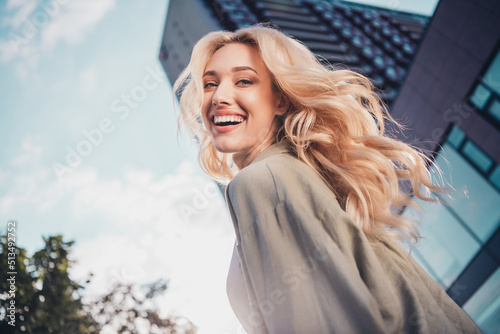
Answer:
[
  {"left": 201, "top": 115, "right": 210, "bottom": 129},
  {"left": 240, "top": 91, "right": 274, "bottom": 115},
  {"left": 201, "top": 96, "right": 212, "bottom": 125},
  {"left": 249, "top": 97, "right": 278, "bottom": 124}
]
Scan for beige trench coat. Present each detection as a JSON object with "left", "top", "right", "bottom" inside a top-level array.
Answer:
[{"left": 225, "top": 141, "right": 481, "bottom": 334}]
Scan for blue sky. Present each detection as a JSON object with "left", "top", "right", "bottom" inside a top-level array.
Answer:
[
  {"left": 0, "top": 0, "right": 202, "bottom": 248},
  {"left": 344, "top": 0, "right": 439, "bottom": 16},
  {"left": 0, "top": 1, "right": 240, "bottom": 333}
]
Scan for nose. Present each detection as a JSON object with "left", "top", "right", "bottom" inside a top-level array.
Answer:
[{"left": 211, "top": 81, "right": 233, "bottom": 106}]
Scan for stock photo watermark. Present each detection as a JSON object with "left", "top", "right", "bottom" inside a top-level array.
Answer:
[
  {"left": 178, "top": 181, "right": 221, "bottom": 224},
  {"left": 420, "top": 68, "right": 500, "bottom": 153},
  {"left": 245, "top": 242, "right": 333, "bottom": 328},
  {"left": 4, "top": 220, "right": 18, "bottom": 327},
  {"left": 51, "top": 64, "right": 165, "bottom": 181},
  {"left": 8, "top": 0, "right": 72, "bottom": 55},
  {"left": 420, "top": 102, "right": 472, "bottom": 152}
]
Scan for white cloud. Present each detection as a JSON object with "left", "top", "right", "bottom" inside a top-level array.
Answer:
[
  {"left": 0, "top": 135, "right": 52, "bottom": 214},
  {"left": 0, "top": 39, "right": 19, "bottom": 63},
  {"left": 79, "top": 66, "right": 98, "bottom": 97},
  {"left": 9, "top": 134, "right": 43, "bottom": 166},
  {"left": 0, "top": 0, "right": 116, "bottom": 80},
  {"left": 0, "top": 195, "right": 16, "bottom": 216},
  {"left": 63, "top": 164, "right": 239, "bottom": 333},
  {"left": 41, "top": 0, "right": 116, "bottom": 51},
  {"left": 4, "top": 0, "right": 37, "bottom": 29},
  {"left": 1, "top": 134, "right": 241, "bottom": 333}
]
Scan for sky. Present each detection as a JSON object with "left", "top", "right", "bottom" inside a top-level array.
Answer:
[
  {"left": 0, "top": 1, "right": 441, "bottom": 333},
  {"left": 0, "top": 0, "right": 241, "bottom": 333},
  {"left": 344, "top": 0, "right": 439, "bottom": 16}
]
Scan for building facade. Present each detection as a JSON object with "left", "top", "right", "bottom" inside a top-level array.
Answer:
[{"left": 392, "top": 1, "right": 500, "bottom": 332}]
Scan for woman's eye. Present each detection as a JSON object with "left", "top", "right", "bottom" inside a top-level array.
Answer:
[
  {"left": 237, "top": 79, "right": 252, "bottom": 86},
  {"left": 204, "top": 82, "right": 217, "bottom": 88}
]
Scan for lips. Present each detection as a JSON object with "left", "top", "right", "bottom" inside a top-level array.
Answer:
[{"left": 210, "top": 111, "right": 246, "bottom": 133}]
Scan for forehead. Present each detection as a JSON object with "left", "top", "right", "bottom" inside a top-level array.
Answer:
[{"left": 205, "top": 43, "right": 266, "bottom": 73}]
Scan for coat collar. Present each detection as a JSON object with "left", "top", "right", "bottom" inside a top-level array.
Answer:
[{"left": 249, "top": 141, "right": 291, "bottom": 166}]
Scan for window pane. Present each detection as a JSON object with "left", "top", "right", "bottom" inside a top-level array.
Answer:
[
  {"left": 470, "top": 83, "right": 491, "bottom": 109},
  {"left": 462, "top": 141, "right": 493, "bottom": 173},
  {"left": 436, "top": 144, "right": 500, "bottom": 242},
  {"left": 488, "top": 97, "right": 500, "bottom": 122},
  {"left": 490, "top": 166, "right": 500, "bottom": 190},
  {"left": 463, "top": 268, "right": 500, "bottom": 334},
  {"left": 483, "top": 51, "right": 500, "bottom": 96},
  {"left": 406, "top": 198, "right": 481, "bottom": 288},
  {"left": 447, "top": 126, "right": 465, "bottom": 149},
  {"left": 412, "top": 248, "right": 443, "bottom": 287}
]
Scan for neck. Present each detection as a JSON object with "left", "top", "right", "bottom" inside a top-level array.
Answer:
[{"left": 232, "top": 119, "right": 280, "bottom": 170}]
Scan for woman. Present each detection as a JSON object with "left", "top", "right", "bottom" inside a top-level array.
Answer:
[{"left": 174, "top": 25, "right": 481, "bottom": 334}]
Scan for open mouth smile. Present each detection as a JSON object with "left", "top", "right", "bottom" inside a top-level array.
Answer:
[{"left": 212, "top": 115, "right": 246, "bottom": 133}]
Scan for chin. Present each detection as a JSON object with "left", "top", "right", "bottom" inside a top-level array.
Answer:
[{"left": 212, "top": 139, "right": 240, "bottom": 154}]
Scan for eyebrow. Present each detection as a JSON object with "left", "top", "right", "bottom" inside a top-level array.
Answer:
[{"left": 203, "top": 66, "right": 258, "bottom": 77}]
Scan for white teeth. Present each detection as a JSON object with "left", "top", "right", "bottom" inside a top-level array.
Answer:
[{"left": 213, "top": 115, "right": 245, "bottom": 124}]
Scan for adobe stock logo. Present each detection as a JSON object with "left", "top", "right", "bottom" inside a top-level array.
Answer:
[
  {"left": 179, "top": 182, "right": 221, "bottom": 224},
  {"left": 51, "top": 64, "right": 165, "bottom": 181},
  {"left": 8, "top": 0, "right": 72, "bottom": 54}
]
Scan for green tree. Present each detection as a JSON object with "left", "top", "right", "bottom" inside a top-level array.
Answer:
[
  {"left": 1, "top": 234, "right": 198, "bottom": 333},
  {"left": 0, "top": 231, "right": 36, "bottom": 333},
  {"left": 86, "top": 279, "right": 198, "bottom": 334},
  {"left": 0, "top": 234, "right": 98, "bottom": 333}
]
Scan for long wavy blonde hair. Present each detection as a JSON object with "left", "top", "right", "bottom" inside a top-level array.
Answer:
[{"left": 174, "top": 24, "right": 442, "bottom": 244}]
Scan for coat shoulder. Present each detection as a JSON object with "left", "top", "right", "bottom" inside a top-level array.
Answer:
[{"left": 229, "top": 151, "right": 336, "bottom": 210}]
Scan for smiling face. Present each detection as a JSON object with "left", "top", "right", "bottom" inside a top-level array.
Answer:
[{"left": 201, "top": 43, "right": 287, "bottom": 168}]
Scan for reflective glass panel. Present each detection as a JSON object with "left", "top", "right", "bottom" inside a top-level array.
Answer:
[
  {"left": 470, "top": 83, "right": 491, "bottom": 110},
  {"left": 488, "top": 98, "right": 500, "bottom": 122},
  {"left": 411, "top": 247, "right": 443, "bottom": 286},
  {"left": 447, "top": 126, "right": 465, "bottom": 149},
  {"left": 483, "top": 51, "right": 500, "bottom": 96},
  {"left": 462, "top": 141, "right": 493, "bottom": 173},
  {"left": 490, "top": 166, "right": 500, "bottom": 190},
  {"left": 436, "top": 144, "right": 500, "bottom": 242},
  {"left": 407, "top": 198, "right": 481, "bottom": 288},
  {"left": 463, "top": 268, "right": 500, "bottom": 334}
]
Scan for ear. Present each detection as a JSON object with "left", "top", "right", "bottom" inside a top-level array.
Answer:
[{"left": 275, "top": 93, "right": 290, "bottom": 116}]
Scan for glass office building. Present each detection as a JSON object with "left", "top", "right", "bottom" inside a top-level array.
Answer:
[
  {"left": 469, "top": 49, "right": 500, "bottom": 129},
  {"left": 391, "top": 1, "right": 500, "bottom": 331},
  {"left": 405, "top": 124, "right": 500, "bottom": 332},
  {"left": 159, "top": 1, "right": 500, "bottom": 332},
  {"left": 403, "top": 47, "right": 500, "bottom": 332}
]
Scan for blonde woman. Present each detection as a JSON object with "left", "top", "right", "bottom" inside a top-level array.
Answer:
[{"left": 174, "top": 25, "right": 481, "bottom": 334}]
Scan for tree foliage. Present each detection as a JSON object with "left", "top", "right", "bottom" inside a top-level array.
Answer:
[
  {"left": 86, "top": 279, "right": 197, "bottom": 334},
  {"left": 0, "top": 235, "right": 99, "bottom": 333},
  {"left": 0, "top": 234, "right": 197, "bottom": 334}
]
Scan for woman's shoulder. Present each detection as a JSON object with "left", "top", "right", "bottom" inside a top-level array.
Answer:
[
  {"left": 227, "top": 150, "right": 291, "bottom": 201},
  {"left": 231, "top": 149, "right": 308, "bottom": 189},
  {"left": 229, "top": 148, "right": 336, "bottom": 207}
]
